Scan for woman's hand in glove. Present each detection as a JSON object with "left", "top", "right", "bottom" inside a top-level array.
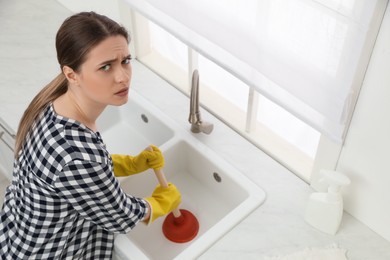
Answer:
[
  {"left": 111, "top": 145, "right": 164, "bottom": 177},
  {"left": 144, "top": 183, "right": 181, "bottom": 224}
]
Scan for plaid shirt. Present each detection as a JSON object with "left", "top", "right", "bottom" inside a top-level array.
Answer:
[{"left": 0, "top": 103, "right": 148, "bottom": 259}]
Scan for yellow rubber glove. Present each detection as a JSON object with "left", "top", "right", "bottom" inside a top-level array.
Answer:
[
  {"left": 144, "top": 183, "right": 181, "bottom": 224},
  {"left": 111, "top": 145, "right": 164, "bottom": 177}
]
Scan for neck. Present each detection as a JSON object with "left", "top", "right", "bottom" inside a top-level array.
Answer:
[{"left": 54, "top": 91, "right": 105, "bottom": 132}]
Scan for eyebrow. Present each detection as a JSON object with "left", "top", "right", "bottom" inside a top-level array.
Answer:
[{"left": 98, "top": 54, "right": 132, "bottom": 66}]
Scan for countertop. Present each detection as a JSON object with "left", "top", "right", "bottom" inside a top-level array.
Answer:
[{"left": 1, "top": 0, "right": 390, "bottom": 259}]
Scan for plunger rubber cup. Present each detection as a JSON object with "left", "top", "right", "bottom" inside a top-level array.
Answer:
[
  {"left": 162, "top": 209, "right": 199, "bottom": 243},
  {"left": 151, "top": 166, "right": 200, "bottom": 243}
]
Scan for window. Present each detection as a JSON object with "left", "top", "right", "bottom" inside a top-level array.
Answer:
[
  {"left": 135, "top": 18, "right": 188, "bottom": 92},
  {"left": 133, "top": 14, "right": 321, "bottom": 180},
  {"left": 149, "top": 22, "right": 187, "bottom": 72},
  {"left": 198, "top": 55, "right": 249, "bottom": 129},
  {"left": 123, "top": 0, "right": 385, "bottom": 181}
]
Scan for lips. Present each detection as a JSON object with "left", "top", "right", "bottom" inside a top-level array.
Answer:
[{"left": 115, "top": 87, "right": 129, "bottom": 97}]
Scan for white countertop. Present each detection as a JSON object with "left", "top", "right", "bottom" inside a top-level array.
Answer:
[{"left": 1, "top": 0, "right": 389, "bottom": 259}]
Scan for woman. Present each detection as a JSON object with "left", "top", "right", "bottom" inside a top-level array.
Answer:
[{"left": 0, "top": 12, "right": 181, "bottom": 259}]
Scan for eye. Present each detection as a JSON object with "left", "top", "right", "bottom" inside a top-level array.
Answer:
[
  {"left": 100, "top": 64, "right": 111, "bottom": 71},
  {"left": 122, "top": 56, "right": 132, "bottom": 65}
]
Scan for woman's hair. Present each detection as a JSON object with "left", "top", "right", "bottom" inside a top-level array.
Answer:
[{"left": 14, "top": 12, "right": 129, "bottom": 157}]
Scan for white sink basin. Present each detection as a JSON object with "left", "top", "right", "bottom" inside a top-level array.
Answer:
[
  {"left": 98, "top": 91, "right": 175, "bottom": 154},
  {"left": 99, "top": 90, "right": 266, "bottom": 260}
]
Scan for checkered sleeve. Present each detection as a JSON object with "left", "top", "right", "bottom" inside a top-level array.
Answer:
[{"left": 53, "top": 159, "right": 147, "bottom": 233}]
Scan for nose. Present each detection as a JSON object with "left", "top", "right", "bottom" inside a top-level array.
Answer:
[{"left": 115, "top": 65, "right": 131, "bottom": 84}]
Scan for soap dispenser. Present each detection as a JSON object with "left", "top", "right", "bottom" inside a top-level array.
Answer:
[{"left": 304, "top": 170, "right": 351, "bottom": 235}]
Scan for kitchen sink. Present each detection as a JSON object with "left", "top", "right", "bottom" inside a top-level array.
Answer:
[{"left": 99, "top": 90, "right": 266, "bottom": 260}]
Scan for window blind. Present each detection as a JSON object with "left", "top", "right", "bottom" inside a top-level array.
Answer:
[{"left": 124, "top": 0, "right": 387, "bottom": 142}]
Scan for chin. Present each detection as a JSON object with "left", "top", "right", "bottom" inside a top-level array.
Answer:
[{"left": 111, "top": 97, "right": 129, "bottom": 106}]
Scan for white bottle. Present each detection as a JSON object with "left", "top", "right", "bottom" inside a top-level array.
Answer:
[{"left": 304, "top": 170, "right": 351, "bottom": 235}]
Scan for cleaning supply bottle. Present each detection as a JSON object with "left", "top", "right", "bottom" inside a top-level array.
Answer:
[{"left": 304, "top": 170, "right": 351, "bottom": 235}]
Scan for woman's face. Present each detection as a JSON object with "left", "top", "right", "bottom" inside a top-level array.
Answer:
[{"left": 74, "top": 35, "right": 132, "bottom": 107}]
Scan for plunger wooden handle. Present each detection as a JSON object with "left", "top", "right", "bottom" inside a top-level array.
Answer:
[{"left": 153, "top": 168, "right": 182, "bottom": 218}]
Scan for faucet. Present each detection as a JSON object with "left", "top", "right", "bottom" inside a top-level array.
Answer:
[{"left": 188, "top": 70, "right": 214, "bottom": 134}]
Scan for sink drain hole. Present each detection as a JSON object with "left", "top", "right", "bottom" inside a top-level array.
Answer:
[
  {"left": 141, "top": 114, "right": 149, "bottom": 123},
  {"left": 213, "top": 172, "right": 222, "bottom": 183}
]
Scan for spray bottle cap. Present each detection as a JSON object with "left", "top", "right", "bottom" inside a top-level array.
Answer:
[{"left": 319, "top": 170, "right": 351, "bottom": 200}]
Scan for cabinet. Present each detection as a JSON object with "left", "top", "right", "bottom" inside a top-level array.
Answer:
[{"left": 0, "top": 118, "right": 15, "bottom": 181}]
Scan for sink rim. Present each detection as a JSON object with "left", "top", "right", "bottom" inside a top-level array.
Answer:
[{"left": 115, "top": 137, "right": 266, "bottom": 260}]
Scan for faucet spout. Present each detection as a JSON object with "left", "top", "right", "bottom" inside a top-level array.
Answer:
[{"left": 188, "top": 70, "right": 213, "bottom": 134}]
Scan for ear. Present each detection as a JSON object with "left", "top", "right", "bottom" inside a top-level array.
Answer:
[{"left": 62, "top": 65, "right": 79, "bottom": 85}]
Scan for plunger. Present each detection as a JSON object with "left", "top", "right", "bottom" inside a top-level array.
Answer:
[{"left": 153, "top": 168, "right": 199, "bottom": 243}]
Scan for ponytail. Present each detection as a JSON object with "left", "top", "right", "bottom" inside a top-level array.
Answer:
[{"left": 14, "top": 73, "right": 67, "bottom": 157}]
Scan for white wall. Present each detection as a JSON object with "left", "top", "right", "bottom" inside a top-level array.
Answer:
[
  {"left": 57, "top": 0, "right": 120, "bottom": 22},
  {"left": 337, "top": 3, "right": 390, "bottom": 242}
]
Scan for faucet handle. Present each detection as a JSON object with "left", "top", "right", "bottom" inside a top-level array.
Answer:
[
  {"left": 200, "top": 121, "right": 214, "bottom": 134},
  {"left": 191, "top": 120, "right": 214, "bottom": 134}
]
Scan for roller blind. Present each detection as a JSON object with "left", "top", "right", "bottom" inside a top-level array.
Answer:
[{"left": 124, "top": 0, "right": 387, "bottom": 142}]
